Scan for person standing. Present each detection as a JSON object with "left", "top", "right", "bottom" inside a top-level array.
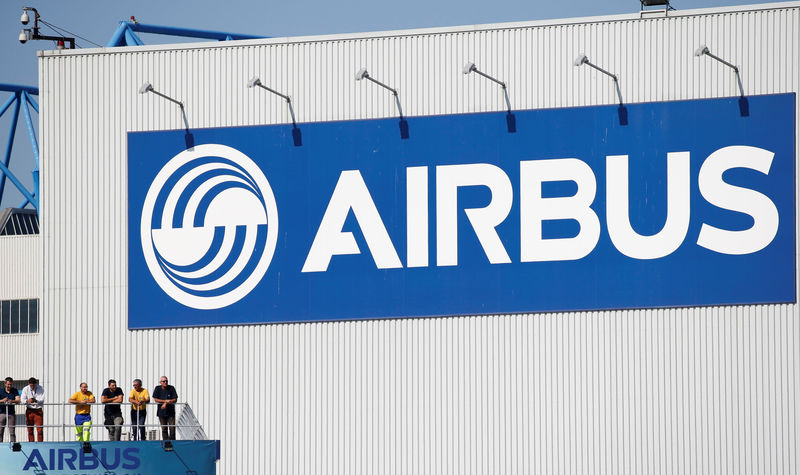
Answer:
[
  {"left": 0, "top": 377, "right": 20, "bottom": 442},
  {"left": 128, "top": 379, "right": 150, "bottom": 441},
  {"left": 20, "top": 377, "right": 45, "bottom": 442},
  {"left": 101, "top": 380, "right": 124, "bottom": 441},
  {"left": 68, "top": 382, "right": 95, "bottom": 441},
  {"left": 152, "top": 376, "right": 178, "bottom": 440}
]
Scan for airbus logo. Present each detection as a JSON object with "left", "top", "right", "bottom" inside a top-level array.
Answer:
[{"left": 140, "top": 144, "right": 278, "bottom": 310}]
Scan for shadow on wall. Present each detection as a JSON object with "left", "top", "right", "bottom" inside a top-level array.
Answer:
[
  {"left": 618, "top": 105, "right": 628, "bottom": 126},
  {"left": 399, "top": 118, "right": 409, "bottom": 139},
  {"left": 739, "top": 96, "right": 749, "bottom": 117},
  {"left": 292, "top": 125, "right": 303, "bottom": 146},
  {"left": 506, "top": 112, "right": 516, "bottom": 133}
]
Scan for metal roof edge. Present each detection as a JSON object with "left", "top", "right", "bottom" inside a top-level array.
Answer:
[{"left": 38, "top": 1, "right": 800, "bottom": 58}]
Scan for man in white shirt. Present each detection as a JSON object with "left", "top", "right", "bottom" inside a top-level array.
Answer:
[{"left": 20, "top": 377, "right": 45, "bottom": 442}]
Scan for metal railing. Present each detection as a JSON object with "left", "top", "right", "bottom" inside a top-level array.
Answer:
[{"left": 0, "top": 402, "right": 206, "bottom": 442}]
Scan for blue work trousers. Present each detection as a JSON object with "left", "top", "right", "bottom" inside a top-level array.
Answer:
[{"left": 130, "top": 409, "right": 147, "bottom": 440}]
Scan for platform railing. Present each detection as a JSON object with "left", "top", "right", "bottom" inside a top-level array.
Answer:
[{"left": 0, "top": 402, "right": 204, "bottom": 442}]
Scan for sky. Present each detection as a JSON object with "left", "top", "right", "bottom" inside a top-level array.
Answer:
[{"left": 0, "top": 0, "right": 785, "bottom": 208}]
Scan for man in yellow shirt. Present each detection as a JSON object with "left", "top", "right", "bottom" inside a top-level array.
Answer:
[
  {"left": 128, "top": 379, "right": 150, "bottom": 441},
  {"left": 68, "top": 382, "right": 95, "bottom": 441}
]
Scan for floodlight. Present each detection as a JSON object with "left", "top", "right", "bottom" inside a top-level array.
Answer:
[
  {"left": 694, "top": 44, "right": 738, "bottom": 71},
  {"left": 138, "top": 81, "right": 188, "bottom": 130},
  {"left": 573, "top": 54, "right": 617, "bottom": 81},
  {"left": 19, "top": 29, "right": 28, "bottom": 44},
  {"left": 247, "top": 77, "right": 291, "bottom": 103},
  {"left": 354, "top": 67, "right": 404, "bottom": 118},
  {"left": 138, "top": 81, "right": 182, "bottom": 106},
  {"left": 355, "top": 67, "right": 369, "bottom": 81},
  {"left": 461, "top": 61, "right": 511, "bottom": 113},
  {"left": 639, "top": 0, "right": 673, "bottom": 14},
  {"left": 574, "top": 54, "right": 623, "bottom": 105},
  {"left": 248, "top": 75, "right": 297, "bottom": 125},
  {"left": 462, "top": 62, "right": 505, "bottom": 87},
  {"left": 21, "top": 10, "right": 30, "bottom": 25},
  {"left": 694, "top": 44, "right": 744, "bottom": 97},
  {"left": 354, "top": 68, "right": 397, "bottom": 94}
]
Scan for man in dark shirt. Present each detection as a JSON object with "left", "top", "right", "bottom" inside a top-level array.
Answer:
[
  {"left": 152, "top": 376, "right": 178, "bottom": 440},
  {"left": 0, "top": 377, "right": 20, "bottom": 442},
  {"left": 101, "top": 379, "right": 124, "bottom": 441}
]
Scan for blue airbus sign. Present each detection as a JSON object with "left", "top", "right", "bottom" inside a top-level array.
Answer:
[
  {"left": 0, "top": 441, "right": 219, "bottom": 474},
  {"left": 128, "top": 94, "right": 796, "bottom": 328}
]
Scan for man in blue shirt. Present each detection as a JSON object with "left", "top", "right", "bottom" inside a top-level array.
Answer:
[
  {"left": 0, "top": 377, "right": 20, "bottom": 442},
  {"left": 152, "top": 376, "right": 178, "bottom": 440}
]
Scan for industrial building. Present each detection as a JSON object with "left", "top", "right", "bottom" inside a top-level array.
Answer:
[{"left": 1, "top": 1, "right": 799, "bottom": 473}]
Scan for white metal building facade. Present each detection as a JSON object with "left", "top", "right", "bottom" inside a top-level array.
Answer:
[
  {"left": 0, "top": 235, "right": 40, "bottom": 378},
  {"left": 5, "top": 2, "right": 798, "bottom": 473}
]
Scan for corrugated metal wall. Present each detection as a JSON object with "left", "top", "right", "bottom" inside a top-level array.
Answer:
[
  {"left": 0, "top": 235, "right": 39, "bottom": 299},
  {"left": 0, "top": 235, "right": 40, "bottom": 378},
  {"left": 37, "top": 4, "right": 799, "bottom": 473}
]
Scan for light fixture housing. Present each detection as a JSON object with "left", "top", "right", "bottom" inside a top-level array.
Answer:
[
  {"left": 247, "top": 76, "right": 262, "bottom": 88},
  {"left": 355, "top": 68, "right": 369, "bottom": 81},
  {"left": 138, "top": 82, "right": 153, "bottom": 94},
  {"left": 695, "top": 45, "right": 710, "bottom": 57},
  {"left": 573, "top": 54, "right": 589, "bottom": 67},
  {"left": 462, "top": 62, "right": 476, "bottom": 75}
]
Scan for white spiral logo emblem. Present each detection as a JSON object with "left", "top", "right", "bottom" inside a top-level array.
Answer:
[{"left": 140, "top": 144, "right": 278, "bottom": 309}]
